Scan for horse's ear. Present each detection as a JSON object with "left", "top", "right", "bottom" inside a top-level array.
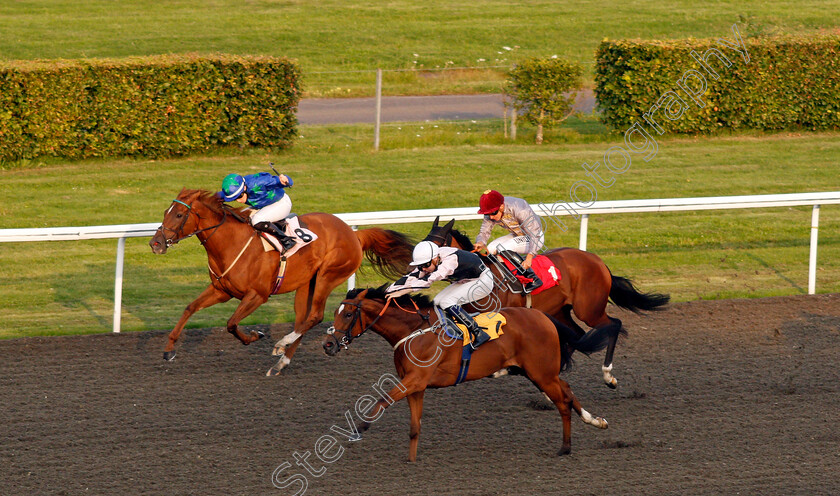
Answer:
[
  {"left": 443, "top": 219, "right": 455, "bottom": 231},
  {"left": 432, "top": 216, "right": 440, "bottom": 228},
  {"left": 358, "top": 289, "right": 369, "bottom": 300}
]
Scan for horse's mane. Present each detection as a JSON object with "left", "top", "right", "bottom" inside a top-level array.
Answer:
[
  {"left": 183, "top": 188, "right": 252, "bottom": 223},
  {"left": 346, "top": 283, "right": 434, "bottom": 309},
  {"left": 450, "top": 228, "right": 474, "bottom": 251}
]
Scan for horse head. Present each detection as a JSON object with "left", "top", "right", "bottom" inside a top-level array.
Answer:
[
  {"left": 323, "top": 286, "right": 432, "bottom": 356},
  {"left": 323, "top": 288, "right": 373, "bottom": 356},
  {"left": 149, "top": 189, "right": 222, "bottom": 254},
  {"left": 422, "top": 216, "right": 455, "bottom": 247},
  {"left": 422, "top": 217, "right": 474, "bottom": 251}
]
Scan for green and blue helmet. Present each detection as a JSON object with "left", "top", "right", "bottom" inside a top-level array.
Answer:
[{"left": 220, "top": 174, "right": 246, "bottom": 201}]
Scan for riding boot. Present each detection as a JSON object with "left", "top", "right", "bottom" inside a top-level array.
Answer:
[
  {"left": 253, "top": 221, "right": 297, "bottom": 251},
  {"left": 520, "top": 267, "right": 543, "bottom": 293},
  {"left": 446, "top": 305, "right": 491, "bottom": 349},
  {"left": 498, "top": 248, "right": 542, "bottom": 293}
]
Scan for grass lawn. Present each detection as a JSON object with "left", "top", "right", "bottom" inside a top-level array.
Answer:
[
  {"left": 0, "top": 1, "right": 837, "bottom": 95},
  {"left": 1, "top": 122, "right": 839, "bottom": 339}
]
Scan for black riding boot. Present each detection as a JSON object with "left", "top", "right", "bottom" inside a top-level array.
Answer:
[
  {"left": 498, "top": 249, "right": 542, "bottom": 293},
  {"left": 520, "top": 267, "right": 543, "bottom": 293},
  {"left": 446, "top": 305, "right": 491, "bottom": 349},
  {"left": 253, "top": 221, "right": 297, "bottom": 251}
]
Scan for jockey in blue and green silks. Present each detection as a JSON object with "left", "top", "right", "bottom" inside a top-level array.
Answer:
[{"left": 219, "top": 171, "right": 297, "bottom": 251}]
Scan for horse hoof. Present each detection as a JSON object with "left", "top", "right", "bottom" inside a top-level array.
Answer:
[
  {"left": 266, "top": 367, "right": 281, "bottom": 377},
  {"left": 492, "top": 368, "right": 509, "bottom": 378},
  {"left": 163, "top": 351, "right": 176, "bottom": 361},
  {"left": 605, "top": 379, "right": 618, "bottom": 389},
  {"left": 557, "top": 446, "right": 571, "bottom": 456},
  {"left": 348, "top": 433, "right": 362, "bottom": 442}
]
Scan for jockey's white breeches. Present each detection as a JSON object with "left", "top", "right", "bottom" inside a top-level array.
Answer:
[
  {"left": 251, "top": 195, "right": 292, "bottom": 224},
  {"left": 433, "top": 270, "right": 495, "bottom": 309},
  {"left": 487, "top": 232, "right": 544, "bottom": 256}
]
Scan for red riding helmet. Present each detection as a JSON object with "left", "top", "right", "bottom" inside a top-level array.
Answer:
[{"left": 477, "top": 190, "right": 504, "bottom": 214}]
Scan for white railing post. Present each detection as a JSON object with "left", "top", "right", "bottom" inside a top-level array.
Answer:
[
  {"left": 374, "top": 68, "right": 382, "bottom": 151},
  {"left": 348, "top": 226, "right": 358, "bottom": 291},
  {"left": 808, "top": 204, "right": 820, "bottom": 295},
  {"left": 113, "top": 237, "right": 126, "bottom": 333},
  {"left": 579, "top": 214, "right": 589, "bottom": 251}
]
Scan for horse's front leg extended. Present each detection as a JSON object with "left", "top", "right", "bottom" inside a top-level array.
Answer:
[
  {"left": 226, "top": 290, "right": 269, "bottom": 345},
  {"left": 164, "top": 284, "right": 231, "bottom": 361}
]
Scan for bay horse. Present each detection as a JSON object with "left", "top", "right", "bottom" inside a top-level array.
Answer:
[
  {"left": 149, "top": 189, "right": 414, "bottom": 376},
  {"left": 423, "top": 217, "right": 669, "bottom": 388},
  {"left": 321, "top": 286, "right": 618, "bottom": 461}
]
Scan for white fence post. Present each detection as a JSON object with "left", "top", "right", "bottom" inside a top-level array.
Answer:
[
  {"left": 374, "top": 68, "right": 382, "bottom": 150},
  {"left": 809, "top": 204, "right": 820, "bottom": 295},
  {"left": 348, "top": 226, "right": 358, "bottom": 291},
  {"left": 113, "top": 237, "right": 126, "bottom": 333},
  {"left": 579, "top": 214, "right": 589, "bottom": 251}
]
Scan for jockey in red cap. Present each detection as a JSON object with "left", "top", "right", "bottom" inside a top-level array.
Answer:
[{"left": 475, "top": 190, "right": 544, "bottom": 292}]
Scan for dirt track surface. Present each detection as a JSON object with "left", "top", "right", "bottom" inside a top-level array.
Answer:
[{"left": 2, "top": 294, "right": 839, "bottom": 495}]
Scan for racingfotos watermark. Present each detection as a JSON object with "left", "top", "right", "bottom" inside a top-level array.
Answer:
[
  {"left": 271, "top": 373, "right": 406, "bottom": 495},
  {"left": 532, "top": 23, "right": 751, "bottom": 237}
]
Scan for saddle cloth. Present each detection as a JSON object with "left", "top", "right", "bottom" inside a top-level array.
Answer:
[
  {"left": 500, "top": 254, "right": 561, "bottom": 296},
  {"left": 259, "top": 214, "right": 318, "bottom": 256},
  {"left": 446, "top": 312, "right": 507, "bottom": 347}
]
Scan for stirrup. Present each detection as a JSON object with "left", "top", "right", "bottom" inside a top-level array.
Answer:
[{"left": 469, "top": 328, "right": 491, "bottom": 349}]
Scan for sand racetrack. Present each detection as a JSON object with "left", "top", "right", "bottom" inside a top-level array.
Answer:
[{"left": 2, "top": 293, "right": 839, "bottom": 495}]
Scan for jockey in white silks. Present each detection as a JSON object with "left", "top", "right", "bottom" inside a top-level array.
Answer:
[{"left": 386, "top": 241, "right": 494, "bottom": 349}]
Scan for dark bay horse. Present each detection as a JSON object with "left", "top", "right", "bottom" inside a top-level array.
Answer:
[
  {"left": 424, "top": 217, "right": 669, "bottom": 388},
  {"left": 321, "top": 286, "right": 618, "bottom": 461},
  {"left": 149, "top": 189, "right": 414, "bottom": 375}
]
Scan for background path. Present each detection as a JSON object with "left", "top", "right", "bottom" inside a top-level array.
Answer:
[{"left": 298, "top": 90, "right": 596, "bottom": 124}]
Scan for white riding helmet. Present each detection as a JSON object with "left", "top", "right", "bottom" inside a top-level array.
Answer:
[{"left": 410, "top": 241, "right": 439, "bottom": 266}]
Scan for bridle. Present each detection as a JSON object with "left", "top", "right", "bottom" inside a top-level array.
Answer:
[
  {"left": 157, "top": 198, "right": 227, "bottom": 247},
  {"left": 325, "top": 296, "right": 430, "bottom": 352},
  {"left": 422, "top": 229, "right": 451, "bottom": 247}
]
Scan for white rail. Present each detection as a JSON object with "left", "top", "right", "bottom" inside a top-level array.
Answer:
[{"left": 1, "top": 192, "right": 838, "bottom": 332}]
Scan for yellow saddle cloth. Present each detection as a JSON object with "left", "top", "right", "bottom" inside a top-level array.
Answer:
[{"left": 455, "top": 312, "right": 507, "bottom": 347}]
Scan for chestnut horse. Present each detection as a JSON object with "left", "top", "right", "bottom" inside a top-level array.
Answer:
[
  {"left": 423, "top": 217, "right": 669, "bottom": 388},
  {"left": 149, "top": 189, "right": 413, "bottom": 376},
  {"left": 321, "top": 286, "right": 618, "bottom": 461}
]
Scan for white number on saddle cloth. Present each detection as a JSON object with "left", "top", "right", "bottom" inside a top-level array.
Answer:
[{"left": 259, "top": 215, "right": 319, "bottom": 256}]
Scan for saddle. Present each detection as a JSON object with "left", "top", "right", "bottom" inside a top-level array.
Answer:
[
  {"left": 258, "top": 214, "right": 318, "bottom": 255},
  {"left": 443, "top": 312, "right": 507, "bottom": 346}
]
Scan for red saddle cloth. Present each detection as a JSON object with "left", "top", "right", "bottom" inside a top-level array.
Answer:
[{"left": 500, "top": 254, "right": 561, "bottom": 295}]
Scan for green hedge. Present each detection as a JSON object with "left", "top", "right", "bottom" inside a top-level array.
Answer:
[
  {"left": 0, "top": 54, "right": 300, "bottom": 160},
  {"left": 594, "top": 33, "right": 840, "bottom": 133}
]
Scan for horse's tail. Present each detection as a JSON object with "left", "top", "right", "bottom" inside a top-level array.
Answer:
[
  {"left": 609, "top": 275, "right": 670, "bottom": 314},
  {"left": 356, "top": 228, "right": 415, "bottom": 278},
  {"left": 545, "top": 313, "right": 626, "bottom": 371}
]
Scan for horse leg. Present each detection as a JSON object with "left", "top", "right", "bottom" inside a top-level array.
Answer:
[
  {"left": 269, "top": 271, "right": 347, "bottom": 376},
  {"left": 271, "top": 276, "right": 315, "bottom": 358},
  {"left": 558, "top": 379, "right": 608, "bottom": 430},
  {"left": 225, "top": 290, "right": 269, "bottom": 345},
  {"left": 536, "top": 376, "right": 607, "bottom": 456},
  {"left": 164, "top": 284, "right": 231, "bottom": 361},
  {"left": 406, "top": 391, "right": 426, "bottom": 462},
  {"left": 574, "top": 302, "right": 622, "bottom": 389},
  {"left": 268, "top": 277, "right": 318, "bottom": 375}
]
